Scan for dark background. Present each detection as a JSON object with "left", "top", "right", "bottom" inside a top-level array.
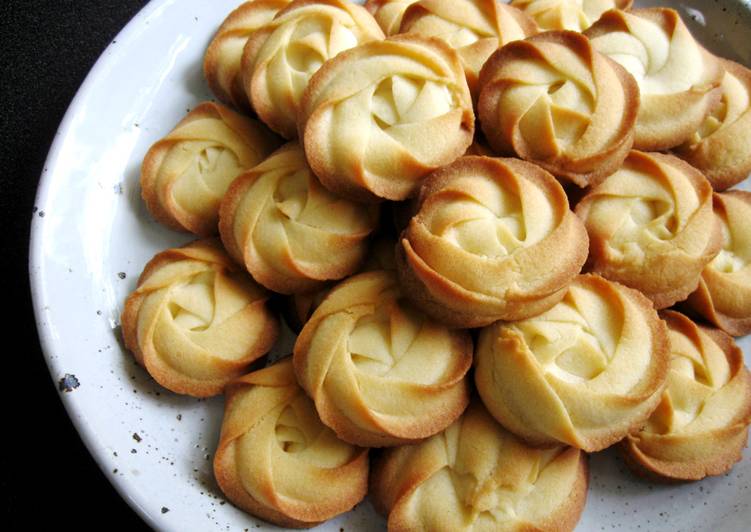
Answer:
[{"left": 3, "top": 1, "right": 149, "bottom": 528}]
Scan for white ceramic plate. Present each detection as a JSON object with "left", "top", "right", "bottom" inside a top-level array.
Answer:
[{"left": 30, "top": 1, "right": 751, "bottom": 530}]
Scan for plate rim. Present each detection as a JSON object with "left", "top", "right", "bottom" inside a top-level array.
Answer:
[
  {"left": 27, "top": 1, "right": 751, "bottom": 531},
  {"left": 28, "top": 1, "right": 176, "bottom": 529}
]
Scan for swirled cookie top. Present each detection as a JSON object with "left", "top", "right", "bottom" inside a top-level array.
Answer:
[
  {"left": 141, "top": 102, "right": 279, "bottom": 235},
  {"left": 299, "top": 35, "right": 474, "bottom": 201},
  {"left": 586, "top": 8, "right": 716, "bottom": 96},
  {"left": 579, "top": 151, "right": 713, "bottom": 263},
  {"left": 408, "top": 157, "right": 570, "bottom": 301},
  {"left": 508, "top": 275, "right": 655, "bottom": 390},
  {"left": 511, "top": 0, "right": 632, "bottom": 32},
  {"left": 250, "top": 148, "right": 375, "bottom": 234},
  {"left": 216, "top": 359, "right": 367, "bottom": 525},
  {"left": 380, "top": 404, "right": 585, "bottom": 530},
  {"left": 318, "top": 271, "right": 468, "bottom": 385},
  {"left": 475, "top": 274, "right": 668, "bottom": 451},
  {"left": 677, "top": 60, "right": 751, "bottom": 190},
  {"left": 132, "top": 241, "right": 270, "bottom": 362},
  {"left": 244, "top": 0, "right": 384, "bottom": 138},
  {"left": 365, "top": 0, "right": 420, "bottom": 35},
  {"left": 293, "top": 269, "right": 472, "bottom": 446},
  {"left": 203, "top": 0, "right": 292, "bottom": 109},
  {"left": 708, "top": 192, "right": 751, "bottom": 278},
  {"left": 302, "top": 37, "right": 467, "bottom": 129},
  {"left": 227, "top": 362, "right": 360, "bottom": 468},
  {"left": 479, "top": 31, "right": 637, "bottom": 167},
  {"left": 226, "top": 144, "right": 377, "bottom": 273},
  {"left": 121, "top": 240, "right": 278, "bottom": 397},
  {"left": 622, "top": 312, "right": 751, "bottom": 480},
  {"left": 693, "top": 63, "right": 751, "bottom": 144},
  {"left": 421, "top": 165, "right": 555, "bottom": 258},
  {"left": 399, "top": 0, "right": 537, "bottom": 87},
  {"left": 644, "top": 313, "right": 745, "bottom": 437}
]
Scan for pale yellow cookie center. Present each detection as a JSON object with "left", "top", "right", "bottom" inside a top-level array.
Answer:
[
  {"left": 709, "top": 212, "right": 748, "bottom": 274},
  {"left": 272, "top": 396, "right": 357, "bottom": 467},
  {"left": 272, "top": 168, "right": 309, "bottom": 221},
  {"left": 371, "top": 75, "right": 453, "bottom": 128},
  {"left": 269, "top": 166, "right": 372, "bottom": 234},
  {"left": 167, "top": 271, "right": 216, "bottom": 331},
  {"left": 513, "top": 0, "right": 618, "bottom": 32},
  {"left": 258, "top": 7, "right": 371, "bottom": 112},
  {"left": 275, "top": 403, "right": 310, "bottom": 453},
  {"left": 433, "top": 193, "right": 524, "bottom": 258},
  {"left": 645, "top": 327, "right": 731, "bottom": 435},
  {"left": 519, "top": 77, "right": 594, "bottom": 152},
  {"left": 586, "top": 161, "right": 704, "bottom": 261},
  {"left": 495, "top": 42, "right": 597, "bottom": 157},
  {"left": 285, "top": 16, "right": 358, "bottom": 75},
  {"left": 410, "top": 12, "right": 489, "bottom": 49},
  {"left": 345, "top": 296, "right": 458, "bottom": 384},
  {"left": 511, "top": 282, "right": 629, "bottom": 387},
  {"left": 712, "top": 249, "right": 746, "bottom": 274},
  {"left": 423, "top": 173, "right": 557, "bottom": 259},
  {"left": 348, "top": 302, "right": 423, "bottom": 375},
  {"left": 169, "top": 142, "right": 244, "bottom": 212},
  {"left": 622, "top": 197, "right": 677, "bottom": 241},
  {"left": 589, "top": 12, "right": 704, "bottom": 95},
  {"left": 407, "top": 424, "right": 567, "bottom": 527},
  {"left": 236, "top": 394, "right": 357, "bottom": 490},
  {"left": 371, "top": 0, "right": 419, "bottom": 35},
  {"left": 696, "top": 70, "right": 750, "bottom": 141}
]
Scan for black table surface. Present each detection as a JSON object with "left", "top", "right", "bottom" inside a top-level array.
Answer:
[{"left": 5, "top": 1, "right": 150, "bottom": 528}]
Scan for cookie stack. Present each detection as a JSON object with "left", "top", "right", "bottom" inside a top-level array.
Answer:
[{"left": 122, "top": 1, "right": 751, "bottom": 529}]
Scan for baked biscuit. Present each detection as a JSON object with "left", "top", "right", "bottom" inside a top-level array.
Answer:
[
  {"left": 685, "top": 191, "right": 751, "bottom": 337},
  {"left": 204, "top": 0, "right": 292, "bottom": 111},
  {"left": 586, "top": 8, "right": 724, "bottom": 151},
  {"left": 214, "top": 358, "right": 369, "bottom": 528},
  {"left": 121, "top": 239, "right": 278, "bottom": 397},
  {"left": 242, "top": 0, "right": 384, "bottom": 138},
  {"left": 293, "top": 270, "right": 473, "bottom": 447},
  {"left": 623, "top": 312, "right": 751, "bottom": 481},
  {"left": 575, "top": 151, "right": 723, "bottom": 309},
  {"left": 511, "top": 0, "right": 632, "bottom": 32},
  {"left": 141, "top": 102, "right": 281, "bottom": 236},
  {"left": 299, "top": 35, "right": 474, "bottom": 202},
  {"left": 398, "top": 0, "right": 538, "bottom": 95},
  {"left": 371, "top": 402, "right": 588, "bottom": 532},
  {"left": 478, "top": 30, "right": 639, "bottom": 187},
  {"left": 475, "top": 274, "right": 670, "bottom": 452},
  {"left": 219, "top": 143, "right": 379, "bottom": 294},
  {"left": 365, "top": 0, "right": 419, "bottom": 35},
  {"left": 397, "top": 156, "right": 588, "bottom": 328},
  {"left": 676, "top": 59, "right": 751, "bottom": 191}
]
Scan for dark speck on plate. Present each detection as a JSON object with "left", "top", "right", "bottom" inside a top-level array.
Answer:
[
  {"left": 118, "top": 272, "right": 127, "bottom": 279},
  {"left": 161, "top": 507, "right": 170, "bottom": 514},
  {"left": 133, "top": 433, "right": 142, "bottom": 443},
  {"left": 58, "top": 374, "right": 80, "bottom": 392}
]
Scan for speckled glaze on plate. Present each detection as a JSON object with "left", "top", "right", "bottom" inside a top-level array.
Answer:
[{"left": 29, "top": 1, "right": 751, "bottom": 530}]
